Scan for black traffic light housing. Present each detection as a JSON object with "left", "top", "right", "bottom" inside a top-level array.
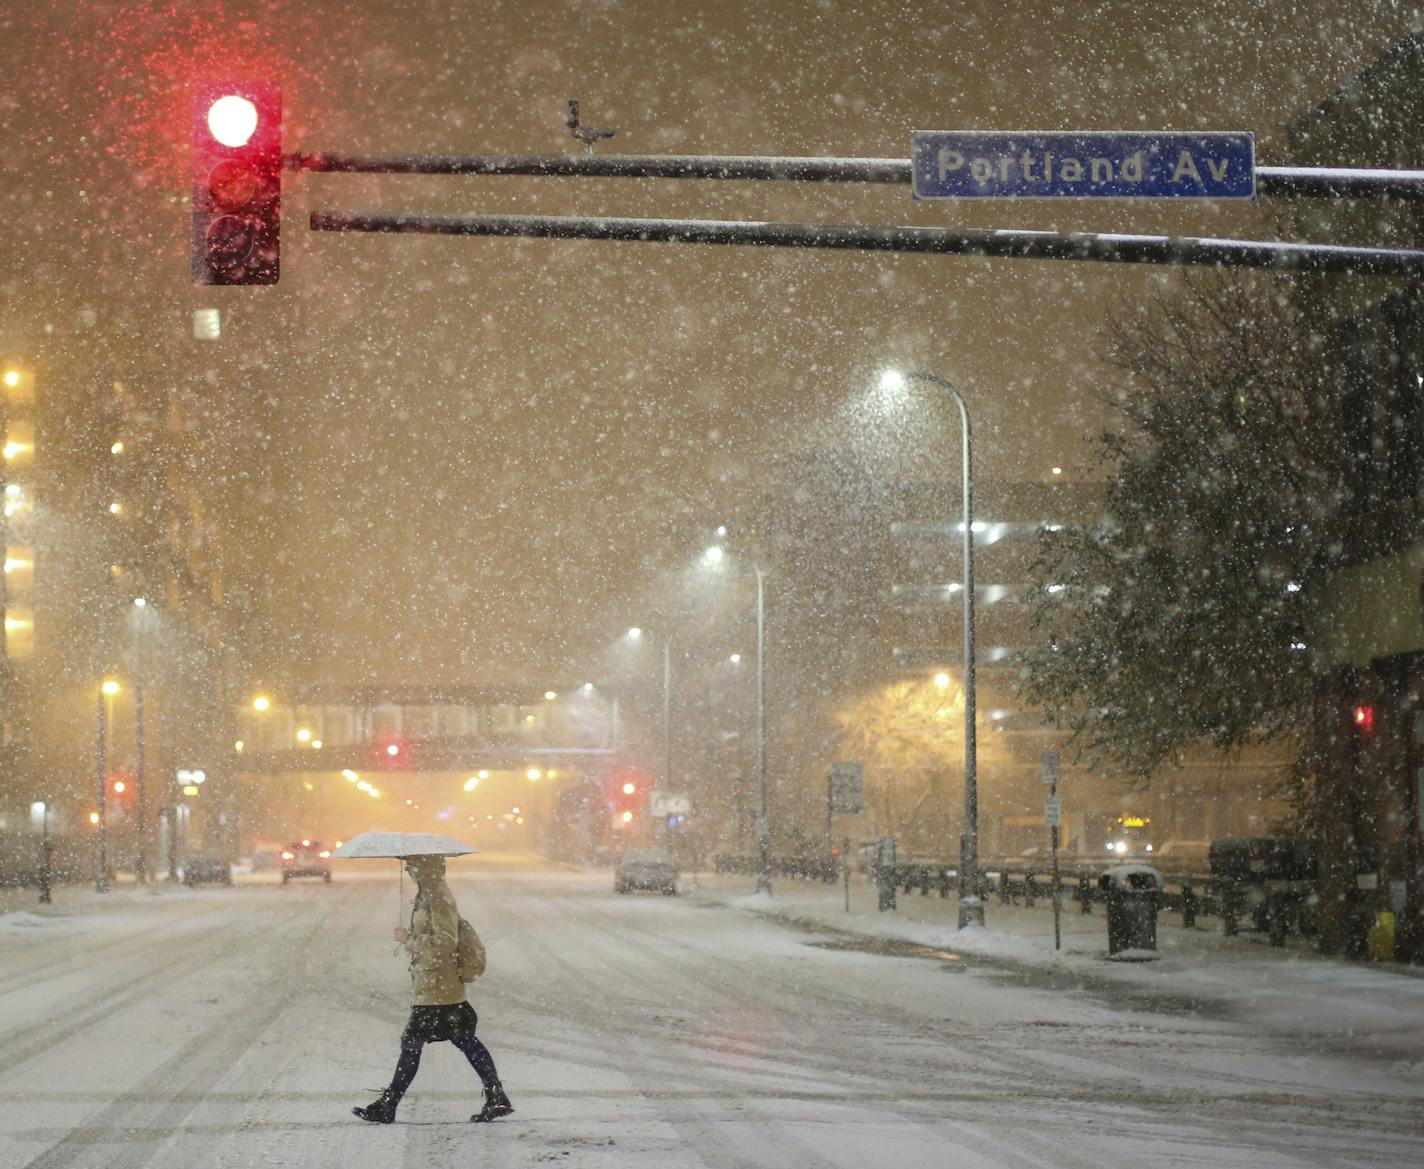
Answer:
[{"left": 192, "top": 81, "right": 281, "bottom": 285}]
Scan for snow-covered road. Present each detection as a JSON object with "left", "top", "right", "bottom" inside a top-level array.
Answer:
[{"left": 1, "top": 859, "right": 1420, "bottom": 1168}]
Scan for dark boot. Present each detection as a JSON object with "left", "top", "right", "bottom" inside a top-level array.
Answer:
[
  {"left": 353, "top": 1091, "right": 399, "bottom": 1124},
  {"left": 471, "top": 1081, "right": 513, "bottom": 1122}
]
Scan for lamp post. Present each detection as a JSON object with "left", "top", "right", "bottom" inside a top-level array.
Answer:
[
  {"left": 132, "top": 597, "right": 148, "bottom": 884},
  {"left": 704, "top": 546, "right": 772, "bottom": 896},
  {"left": 626, "top": 627, "right": 674, "bottom": 802},
  {"left": 96, "top": 663, "right": 117, "bottom": 894},
  {"left": 879, "top": 369, "right": 981, "bottom": 928}
]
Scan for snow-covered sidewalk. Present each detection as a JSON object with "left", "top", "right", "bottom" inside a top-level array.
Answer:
[{"left": 691, "top": 869, "right": 1424, "bottom": 1061}]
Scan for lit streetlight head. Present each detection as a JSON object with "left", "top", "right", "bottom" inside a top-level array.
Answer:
[
  {"left": 879, "top": 369, "right": 907, "bottom": 393},
  {"left": 729, "top": 652, "right": 742, "bottom": 664},
  {"left": 101, "top": 679, "right": 120, "bottom": 696},
  {"left": 703, "top": 545, "right": 725, "bottom": 565},
  {"left": 526, "top": 768, "right": 542, "bottom": 781},
  {"left": 133, "top": 596, "right": 147, "bottom": 608},
  {"left": 252, "top": 694, "right": 271, "bottom": 712},
  {"left": 715, "top": 524, "right": 727, "bottom": 538},
  {"left": 934, "top": 672, "right": 951, "bottom": 690},
  {"left": 582, "top": 681, "right": 594, "bottom": 693},
  {"left": 626, "top": 626, "right": 643, "bottom": 641},
  {"left": 544, "top": 690, "right": 557, "bottom": 701}
]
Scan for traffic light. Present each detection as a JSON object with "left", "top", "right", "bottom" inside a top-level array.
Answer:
[
  {"left": 107, "top": 773, "right": 136, "bottom": 808},
  {"left": 192, "top": 82, "right": 281, "bottom": 285},
  {"left": 374, "top": 737, "right": 409, "bottom": 769},
  {"left": 610, "top": 770, "right": 648, "bottom": 826},
  {"left": 1353, "top": 704, "right": 1376, "bottom": 735}
]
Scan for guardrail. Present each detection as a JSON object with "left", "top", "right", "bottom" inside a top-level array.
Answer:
[{"left": 712, "top": 853, "right": 1315, "bottom": 945}]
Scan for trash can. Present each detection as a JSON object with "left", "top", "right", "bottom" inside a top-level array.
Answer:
[{"left": 1098, "top": 865, "right": 1163, "bottom": 960}]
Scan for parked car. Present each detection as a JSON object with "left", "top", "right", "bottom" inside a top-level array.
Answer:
[
  {"left": 1153, "top": 839, "right": 1212, "bottom": 864},
  {"left": 249, "top": 844, "right": 283, "bottom": 872},
  {"left": 1208, "top": 837, "right": 1316, "bottom": 882},
  {"left": 615, "top": 848, "right": 679, "bottom": 895},
  {"left": 185, "top": 852, "right": 233, "bottom": 886},
  {"left": 281, "top": 840, "right": 333, "bottom": 883}
]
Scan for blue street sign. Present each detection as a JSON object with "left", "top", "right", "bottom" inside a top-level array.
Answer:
[{"left": 912, "top": 131, "right": 1255, "bottom": 199}]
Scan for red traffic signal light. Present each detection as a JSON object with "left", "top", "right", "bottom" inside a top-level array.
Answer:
[
  {"left": 192, "top": 82, "right": 281, "bottom": 285},
  {"left": 374, "top": 737, "right": 409, "bottom": 768},
  {"left": 1352, "top": 704, "right": 1375, "bottom": 734}
]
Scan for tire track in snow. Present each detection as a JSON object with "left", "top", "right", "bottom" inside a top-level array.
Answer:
[{"left": 16, "top": 883, "right": 367, "bottom": 1169}]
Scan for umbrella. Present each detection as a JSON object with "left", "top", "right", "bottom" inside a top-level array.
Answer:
[
  {"left": 333, "top": 832, "right": 478, "bottom": 926},
  {"left": 334, "top": 832, "right": 477, "bottom": 859}
]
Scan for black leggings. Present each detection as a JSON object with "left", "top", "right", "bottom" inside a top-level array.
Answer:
[{"left": 387, "top": 1002, "right": 499, "bottom": 1101}]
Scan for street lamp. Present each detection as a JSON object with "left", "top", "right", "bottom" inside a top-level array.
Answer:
[
  {"left": 96, "top": 674, "right": 120, "bottom": 894},
  {"left": 626, "top": 625, "right": 673, "bottom": 801},
  {"left": 704, "top": 546, "right": 772, "bottom": 896},
  {"left": 879, "top": 368, "right": 982, "bottom": 929},
  {"left": 127, "top": 598, "right": 152, "bottom": 883}
]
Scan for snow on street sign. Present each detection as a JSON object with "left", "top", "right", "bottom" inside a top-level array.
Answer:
[
  {"left": 912, "top": 131, "right": 1255, "bottom": 200},
  {"left": 651, "top": 792, "right": 691, "bottom": 816},
  {"left": 1045, "top": 794, "right": 1063, "bottom": 827},
  {"left": 193, "top": 308, "right": 221, "bottom": 340},
  {"left": 1040, "top": 751, "right": 1061, "bottom": 786},
  {"left": 829, "top": 762, "right": 864, "bottom": 814}
]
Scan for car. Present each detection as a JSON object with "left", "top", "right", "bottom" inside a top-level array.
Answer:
[
  {"left": 615, "top": 847, "right": 679, "bottom": 895},
  {"left": 184, "top": 852, "right": 233, "bottom": 886},
  {"left": 1153, "top": 839, "right": 1212, "bottom": 864},
  {"left": 249, "top": 844, "right": 283, "bottom": 872},
  {"left": 1208, "top": 837, "right": 1316, "bottom": 882},
  {"left": 281, "top": 839, "right": 333, "bottom": 883}
]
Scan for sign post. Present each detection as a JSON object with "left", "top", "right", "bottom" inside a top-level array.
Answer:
[
  {"left": 828, "top": 763, "right": 863, "bottom": 912},
  {"left": 1042, "top": 751, "right": 1063, "bottom": 951}
]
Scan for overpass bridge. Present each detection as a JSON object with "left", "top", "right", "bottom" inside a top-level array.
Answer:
[
  {"left": 232, "top": 684, "right": 621, "bottom": 776},
  {"left": 229, "top": 685, "right": 634, "bottom": 852}
]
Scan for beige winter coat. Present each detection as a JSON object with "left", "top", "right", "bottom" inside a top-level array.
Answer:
[{"left": 402, "top": 856, "right": 467, "bottom": 1006}]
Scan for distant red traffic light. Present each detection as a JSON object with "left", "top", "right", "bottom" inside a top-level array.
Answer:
[
  {"left": 374, "top": 737, "right": 408, "bottom": 768},
  {"left": 1353, "top": 704, "right": 1375, "bottom": 734},
  {"left": 192, "top": 82, "right": 281, "bottom": 285}
]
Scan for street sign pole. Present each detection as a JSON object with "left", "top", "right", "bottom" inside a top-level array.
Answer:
[
  {"left": 1043, "top": 751, "right": 1062, "bottom": 952},
  {"left": 829, "top": 763, "right": 864, "bottom": 914}
]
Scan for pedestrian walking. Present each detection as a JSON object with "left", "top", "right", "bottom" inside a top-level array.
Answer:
[{"left": 353, "top": 853, "right": 513, "bottom": 1124}]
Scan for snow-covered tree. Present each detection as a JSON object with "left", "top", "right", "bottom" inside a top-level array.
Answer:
[{"left": 1018, "top": 273, "right": 1355, "bottom": 794}]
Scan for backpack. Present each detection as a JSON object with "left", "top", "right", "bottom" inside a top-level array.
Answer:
[{"left": 455, "top": 916, "right": 486, "bottom": 982}]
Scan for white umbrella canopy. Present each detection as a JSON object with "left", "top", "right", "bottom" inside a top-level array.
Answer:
[{"left": 334, "top": 831, "right": 477, "bottom": 859}]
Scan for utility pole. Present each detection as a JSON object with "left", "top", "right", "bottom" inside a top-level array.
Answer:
[
  {"left": 95, "top": 614, "right": 109, "bottom": 894},
  {"left": 133, "top": 600, "right": 148, "bottom": 884}
]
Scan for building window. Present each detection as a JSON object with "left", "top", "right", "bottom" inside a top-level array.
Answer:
[
  {"left": 4, "top": 546, "right": 34, "bottom": 593},
  {"left": 4, "top": 607, "right": 35, "bottom": 657}
]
